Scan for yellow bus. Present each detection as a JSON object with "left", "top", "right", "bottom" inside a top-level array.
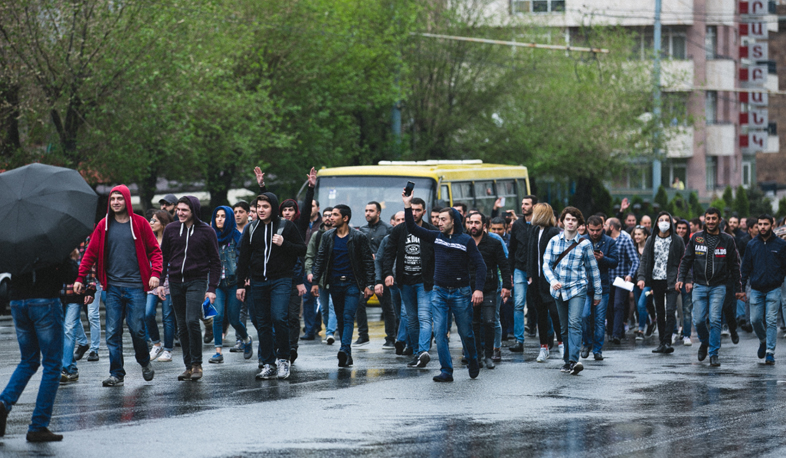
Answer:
[{"left": 315, "top": 160, "right": 530, "bottom": 225}]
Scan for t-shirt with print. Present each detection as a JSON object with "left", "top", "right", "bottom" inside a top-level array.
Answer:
[
  {"left": 652, "top": 235, "right": 672, "bottom": 281},
  {"left": 402, "top": 233, "right": 423, "bottom": 285}
]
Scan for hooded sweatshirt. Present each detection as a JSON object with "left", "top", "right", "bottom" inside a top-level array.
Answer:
[
  {"left": 237, "top": 192, "right": 307, "bottom": 284},
  {"left": 160, "top": 196, "right": 222, "bottom": 293},
  {"left": 404, "top": 207, "right": 486, "bottom": 291},
  {"left": 77, "top": 184, "right": 163, "bottom": 292}
]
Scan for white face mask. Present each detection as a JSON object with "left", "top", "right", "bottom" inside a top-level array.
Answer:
[{"left": 658, "top": 221, "right": 671, "bottom": 233}]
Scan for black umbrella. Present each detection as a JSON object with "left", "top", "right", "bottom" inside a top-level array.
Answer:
[{"left": 0, "top": 163, "right": 98, "bottom": 276}]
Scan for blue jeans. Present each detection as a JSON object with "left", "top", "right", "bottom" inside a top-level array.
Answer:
[
  {"left": 432, "top": 286, "right": 477, "bottom": 374},
  {"left": 145, "top": 293, "right": 175, "bottom": 351},
  {"left": 556, "top": 294, "right": 586, "bottom": 364},
  {"left": 582, "top": 292, "right": 609, "bottom": 354},
  {"left": 302, "top": 276, "right": 320, "bottom": 337},
  {"left": 213, "top": 284, "right": 248, "bottom": 347},
  {"left": 1, "top": 299, "right": 64, "bottom": 432},
  {"left": 329, "top": 279, "right": 362, "bottom": 355},
  {"left": 318, "top": 287, "right": 337, "bottom": 337},
  {"left": 513, "top": 269, "right": 528, "bottom": 343},
  {"left": 62, "top": 302, "right": 83, "bottom": 374},
  {"left": 750, "top": 288, "right": 782, "bottom": 354},
  {"left": 634, "top": 286, "right": 651, "bottom": 331},
  {"left": 692, "top": 284, "right": 726, "bottom": 357},
  {"left": 401, "top": 283, "right": 433, "bottom": 354},
  {"left": 680, "top": 286, "right": 693, "bottom": 338},
  {"left": 73, "top": 296, "right": 100, "bottom": 352},
  {"left": 252, "top": 278, "right": 292, "bottom": 365},
  {"left": 391, "top": 285, "right": 409, "bottom": 345},
  {"left": 105, "top": 286, "right": 150, "bottom": 378}
]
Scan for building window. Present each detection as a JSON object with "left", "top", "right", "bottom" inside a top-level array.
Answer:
[
  {"left": 705, "top": 91, "right": 717, "bottom": 125},
  {"left": 705, "top": 26, "right": 717, "bottom": 59},
  {"left": 660, "top": 28, "right": 687, "bottom": 59},
  {"left": 706, "top": 157, "right": 717, "bottom": 190},
  {"left": 512, "top": 0, "right": 565, "bottom": 13},
  {"left": 662, "top": 160, "right": 688, "bottom": 189},
  {"left": 742, "top": 161, "right": 752, "bottom": 188}
]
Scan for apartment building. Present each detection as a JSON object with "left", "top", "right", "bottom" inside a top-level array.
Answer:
[{"left": 500, "top": 0, "right": 780, "bottom": 200}]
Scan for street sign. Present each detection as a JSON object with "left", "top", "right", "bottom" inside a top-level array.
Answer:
[
  {"left": 739, "top": 1, "right": 769, "bottom": 16},
  {"left": 740, "top": 132, "right": 768, "bottom": 153},
  {"left": 739, "top": 65, "right": 768, "bottom": 86},
  {"left": 739, "top": 22, "right": 768, "bottom": 39},
  {"left": 739, "top": 43, "right": 768, "bottom": 59},
  {"left": 739, "top": 108, "right": 768, "bottom": 127},
  {"left": 739, "top": 91, "right": 768, "bottom": 106}
]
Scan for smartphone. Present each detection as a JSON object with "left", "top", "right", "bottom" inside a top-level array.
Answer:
[{"left": 404, "top": 181, "right": 415, "bottom": 196}]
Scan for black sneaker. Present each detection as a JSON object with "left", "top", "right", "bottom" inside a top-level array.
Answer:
[
  {"left": 394, "top": 340, "right": 405, "bottom": 355},
  {"left": 710, "top": 355, "right": 720, "bottom": 367},
  {"left": 698, "top": 342, "right": 708, "bottom": 361},
  {"left": 664, "top": 343, "right": 675, "bottom": 354},
  {"left": 593, "top": 352, "right": 603, "bottom": 361},
  {"left": 468, "top": 359, "right": 480, "bottom": 379},
  {"left": 406, "top": 355, "right": 419, "bottom": 367},
  {"left": 26, "top": 428, "right": 63, "bottom": 442},
  {"left": 560, "top": 363, "right": 571, "bottom": 373},
  {"left": 87, "top": 351, "right": 99, "bottom": 361},
  {"left": 433, "top": 372, "right": 454, "bottom": 382},
  {"left": 645, "top": 322, "right": 655, "bottom": 337},
  {"left": 730, "top": 328, "right": 740, "bottom": 344},
  {"left": 509, "top": 342, "right": 524, "bottom": 353},
  {"left": 652, "top": 344, "right": 666, "bottom": 353},
  {"left": 74, "top": 344, "right": 89, "bottom": 361},
  {"left": 569, "top": 361, "right": 584, "bottom": 375},
  {"left": 354, "top": 336, "right": 370, "bottom": 346},
  {"left": 580, "top": 346, "right": 590, "bottom": 359},
  {"left": 338, "top": 350, "right": 350, "bottom": 367},
  {"left": 142, "top": 364, "right": 155, "bottom": 381},
  {"left": 416, "top": 351, "right": 430, "bottom": 368},
  {"left": 382, "top": 340, "right": 395, "bottom": 349},
  {"left": 403, "top": 346, "right": 414, "bottom": 356}
]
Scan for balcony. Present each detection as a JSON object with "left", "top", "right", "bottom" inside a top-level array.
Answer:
[
  {"left": 662, "top": 60, "right": 694, "bottom": 91},
  {"left": 521, "top": 0, "right": 694, "bottom": 27},
  {"left": 705, "top": 59, "right": 735, "bottom": 90},
  {"left": 705, "top": 124, "right": 735, "bottom": 156},
  {"left": 665, "top": 126, "right": 694, "bottom": 158},
  {"left": 706, "top": 0, "right": 735, "bottom": 26}
]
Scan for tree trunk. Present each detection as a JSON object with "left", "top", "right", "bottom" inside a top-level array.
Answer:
[
  {"left": 0, "top": 82, "right": 21, "bottom": 160},
  {"left": 206, "top": 161, "right": 236, "bottom": 213},
  {"left": 137, "top": 164, "right": 160, "bottom": 213}
]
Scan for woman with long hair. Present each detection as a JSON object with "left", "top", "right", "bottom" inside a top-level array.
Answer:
[
  {"left": 209, "top": 206, "right": 253, "bottom": 363},
  {"left": 527, "top": 203, "right": 564, "bottom": 362},
  {"left": 147, "top": 210, "right": 175, "bottom": 362}
]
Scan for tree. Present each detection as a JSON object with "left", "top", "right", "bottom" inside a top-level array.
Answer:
[
  {"left": 721, "top": 186, "right": 734, "bottom": 213},
  {"left": 654, "top": 186, "right": 669, "bottom": 211},
  {"left": 777, "top": 196, "right": 786, "bottom": 220},
  {"left": 710, "top": 198, "right": 726, "bottom": 212},
  {"left": 733, "top": 185, "right": 750, "bottom": 217},
  {"left": 689, "top": 192, "right": 703, "bottom": 216},
  {"left": 571, "top": 176, "right": 612, "bottom": 218}
]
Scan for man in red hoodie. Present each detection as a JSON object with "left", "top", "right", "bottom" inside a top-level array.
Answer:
[{"left": 74, "top": 185, "right": 163, "bottom": 387}]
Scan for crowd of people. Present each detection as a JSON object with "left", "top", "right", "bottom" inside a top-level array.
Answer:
[{"left": 2, "top": 166, "right": 786, "bottom": 442}]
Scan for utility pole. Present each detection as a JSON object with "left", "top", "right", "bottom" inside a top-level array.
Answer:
[{"left": 652, "top": 0, "right": 662, "bottom": 196}]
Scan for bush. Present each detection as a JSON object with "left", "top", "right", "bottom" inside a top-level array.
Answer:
[
  {"left": 722, "top": 185, "right": 734, "bottom": 210},
  {"left": 733, "top": 185, "right": 749, "bottom": 217},
  {"left": 777, "top": 196, "right": 786, "bottom": 220},
  {"left": 689, "top": 191, "right": 703, "bottom": 216},
  {"left": 654, "top": 185, "right": 669, "bottom": 210},
  {"left": 710, "top": 198, "right": 727, "bottom": 212}
]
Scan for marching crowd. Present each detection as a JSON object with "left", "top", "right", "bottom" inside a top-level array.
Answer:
[{"left": 2, "top": 166, "right": 786, "bottom": 442}]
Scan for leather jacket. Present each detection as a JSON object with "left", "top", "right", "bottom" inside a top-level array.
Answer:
[{"left": 312, "top": 228, "right": 375, "bottom": 291}]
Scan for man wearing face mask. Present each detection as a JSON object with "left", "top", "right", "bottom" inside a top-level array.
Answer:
[
  {"left": 637, "top": 211, "right": 685, "bottom": 354},
  {"left": 677, "top": 208, "right": 743, "bottom": 367}
]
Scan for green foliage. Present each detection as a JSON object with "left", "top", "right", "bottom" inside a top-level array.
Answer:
[
  {"left": 721, "top": 186, "right": 734, "bottom": 211},
  {"left": 654, "top": 186, "right": 669, "bottom": 210},
  {"left": 777, "top": 197, "right": 786, "bottom": 219},
  {"left": 571, "top": 176, "right": 612, "bottom": 218},
  {"left": 733, "top": 185, "right": 750, "bottom": 217},
  {"left": 689, "top": 192, "right": 703, "bottom": 216},
  {"left": 747, "top": 187, "right": 775, "bottom": 217},
  {"left": 710, "top": 198, "right": 727, "bottom": 212},
  {"left": 670, "top": 193, "right": 691, "bottom": 219}
]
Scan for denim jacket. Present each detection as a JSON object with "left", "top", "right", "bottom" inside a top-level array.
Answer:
[{"left": 219, "top": 239, "right": 239, "bottom": 288}]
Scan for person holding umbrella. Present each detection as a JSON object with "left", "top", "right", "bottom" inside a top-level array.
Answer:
[{"left": 74, "top": 185, "right": 163, "bottom": 387}]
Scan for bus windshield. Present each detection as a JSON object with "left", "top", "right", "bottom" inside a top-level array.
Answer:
[{"left": 316, "top": 176, "right": 436, "bottom": 227}]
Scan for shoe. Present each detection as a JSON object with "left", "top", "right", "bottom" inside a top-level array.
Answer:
[
  {"left": 149, "top": 345, "right": 163, "bottom": 361},
  {"left": 191, "top": 364, "right": 203, "bottom": 380},
  {"left": 594, "top": 352, "right": 603, "bottom": 361},
  {"left": 634, "top": 330, "right": 644, "bottom": 341},
  {"left": 569, "top": 361, "right": 584, "bottom": 375},
  {"left": 26, "top": 428, "right": 63, "bottom": 442},
  {"left": 0, "top": 401, "right": 7, "bottom": 437},
  {"left": 492, "top": 348, "right": 502, "bottom": 362},
  {"left": 174, "top": 337, "right": 181, "bottom": 347},
  {"left": 652, "top": 344, "right": 666, "bottom": 353},
  {"left": 230, "top": 340, "right": 244, "bottom": 352},
  {"left": 204, "top": 319, "right": 214, "bottom": 343},
  {"left": 382, "top": 340, "right": 395, "bottom": 349},
  {"left": 326, "top": 335, "right": 335, "bottom": 345},
  {"left": 558, "top": 343, "right": 564, "bottom": 359},
  {"left": 730, "top": 328, "right": 739, "bottom": 344},
  {"left": 509, "top": 342, "right": 524, "bottom": 353},
  {"left": 60, "top": 370, "right": 78, "bottom": 383},
  {"left": 158, "top": 350, "right": 173, "bottom": 362},
  {"left": 87, "top": 351, "right": 99, "bottom": 362},
  {"left": 74, "top": 344, "right": 89, "bottom": 361},
  {"left": 536, "top": 347, "right": 549, "bottom": 362},
  {"left": 290, "top": 348, "right": 298, "bottom": 364},
  {"left": 460, "top": 357, "right": 468, "bottom": 365},
  {"left": 209, "top": 353, "right": 224, "bottom": 364},
  {"left": 142, "top": 363, "right": 155, "bottom": 381},
  {"left": 478, "top": 358, "right": 485, "bottom": 369},
  {"left": 256, "top": 364, "right": 276, "bottom": 380},
  {"left": 338, "top": 350, "right": 350, "bottom": 367},
  {"left": 721, "top": 325, "right": 730, "bottom": 337},
  {"left": 277, "top": 359, "right": 291, "bottom": 379},
  {"left": 242, "top": 337, "right": 253, "bottom": 359},
  {"left": 433, "top": 372, "right": 454, "bottom": 382},
  {"left": 560, "top": 363, "right": 571, "bottom": 373},
  {"left": 758, "top": 341, "right": 766, "bottom": 359},
  {"left": 405, "top": 354, "right": 419, "bottom": 367},
  {"left": 468, "top": 359, "right": 480, "bottom": 379},
  {"left": 354, "top": 336, "right": 370, "bottom": 346},
  {"left": 612, "top": 336, "right": 621, "bottom": 345},
  {"left": 698, "top": 343, "right": 708, "bottom": 362},
  {"left": 766, "top": 353, "right": 775, "bottom": 365},
  {"left": 300, "top": 334, "right": 316, "bottom": 341},
  {"left": 709, "top": 355, "right": 720, "bottom": 367},
  {"left": 484, "top": 357, "right": 495, "bottom": 369},
  {"left": 664, "top": 343, "right": 674, "bottom": 354},
  {"left": 645, "top": 322, "right": 655, "bottom": 337},
  {"left": 580, "top": 346, "right": 590, "bottom": 359},
  {"left": 178, "top": 369, "right": 192, "bottom": 381},
  {"left": 394, "top": 340, "right": 405, "bottom": 355},
  {"left": 102, "top": 375, "right": 124, "bottom": 387},
  {"left": 526, "top": 328, "right": 537, "bottom": 338},
  {"left": 683, "top": 337, "right": 692, "bottom": 346},
  {"left": 741, "top": 322, "right": 753, "bottom": 333},
  {"left": 403, "top": 346, "right": 414, "bottom": 356},
  {"left": 416, "top": 351, "right": 430, "bottom": 368}
]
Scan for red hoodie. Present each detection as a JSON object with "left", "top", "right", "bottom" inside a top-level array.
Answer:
[{"left": 76, "top": 185, "right": 163, "bottom": 292}]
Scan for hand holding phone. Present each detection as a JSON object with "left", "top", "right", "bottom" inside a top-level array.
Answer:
[{"left": 404, "top": 181, "right": 415, "bottom": 196}]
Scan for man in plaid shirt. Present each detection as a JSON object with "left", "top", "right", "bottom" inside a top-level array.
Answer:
[
  {"left": 60, "top": 238, "right": 97, "bottom": 383},
  {"left": 543, "top": 207, "right": 602, "bottom": 375},
  {"left": 606, "top": 218, "right": 640, "bottom": 343}
]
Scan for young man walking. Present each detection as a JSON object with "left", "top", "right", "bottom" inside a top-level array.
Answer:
[
  {"left": 508, "top": 195, "right": 536, "bottom": 352},
  {"left": 75, "top": 185, "right": 162, "bottom": 386},
  {"left": 357, "top": 201, "right": 394, "bottom": 347},
  {"left": 580, "top": 216, "right": 618, "bottom": 361},
  {"left": 604, "top": 217, "right": 638, "bottom": 346}
]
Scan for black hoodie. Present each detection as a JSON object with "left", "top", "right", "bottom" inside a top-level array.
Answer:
[
  {"left": 237, "top": 192, "right": 307, "bottom": 284},
  {"left": 161, "top": 196, "right": 222, "bottom": 293}
]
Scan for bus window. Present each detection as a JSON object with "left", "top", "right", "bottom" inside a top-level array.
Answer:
[
  {"left": 451, "top": 182, "right": 473, "bottom": 208},
  {"left": 496, "top": 180, "right": 517, "bottom": 213},
  {"left": 440, "top": 184, "right": 451, "bottom": 206},
  {"left": 517, "top": 179, "right": 530, "bottom": 203},
  {"left": 474, "top": 181, "right": 495, "bottom": 216}
]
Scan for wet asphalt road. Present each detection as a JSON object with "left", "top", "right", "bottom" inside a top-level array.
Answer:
[{"left": 1, "top": 314, "right": 786, "bottom": 457}]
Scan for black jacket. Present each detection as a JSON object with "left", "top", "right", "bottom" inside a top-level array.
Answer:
[
  {"left": 11, "top": 257, "right": 78, "bottom": 301},
  {"left": 508, "top": 219, "right": 532, "bottom": 273},
  {"left": 637, "top": 211, "right": 685, "bottom": 290},
  {"left": 470, "top": 233, "right": 512, "bottom": 294},
  {"left": 679, "top": 229, "right": 742, "bottom": 291},
  {"left": 312, "top": 228, "right": 376, "bottom": 292},
  {"left": 527, "top": 226, "right": 561, "bottom": 303},
  {"left": 237, "top": 192, "right": 307, "bottom": 284},
  {"left": 382, "top": 220, "right": 437, "bottom": 291}
]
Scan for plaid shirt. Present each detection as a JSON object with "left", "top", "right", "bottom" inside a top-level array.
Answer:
[
  {"left": 609, "top": 230, "right": 640, "bottom": 281},
  {"left": 542, "top": 231, "right": 602, "bottom": 301}
]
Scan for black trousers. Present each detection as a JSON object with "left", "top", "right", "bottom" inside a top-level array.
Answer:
[
  {"left": 533, "top": 276, "right": 561, "bottom": 346},
  {"left": 651, "top": 280, "right": 678, "bottom": 345},
  {"left": 171, "top": 279, "right": 208, "bottom": 368},
  {"left": 473, "top": 293, "right": 497, "bottom": 358}
]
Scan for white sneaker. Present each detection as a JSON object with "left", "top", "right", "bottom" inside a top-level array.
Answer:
[
  {"left": 277, "top": 359, "right": 291, "bottom": 379},
  {"left": 683, "top": 336, "right": 692, "bottom": 346},
  {"left": 558, "top": 343, "right": 564, "bottom": 359},
  {"left": 158, "top": 350, "right": 173, "bottom": 362},
  {"left": 536, "top": 347, "right": 549, "bottom": 362},
  {"left": 326, "top": 335, "right": 335, "bottom": 345},
  {"left": 256, "top": 364, "right": 276, "bottom": 380},
  {"left": 149, "top": 345, "right": 163, "bottom": 361},
  {"left": 672, "top": 334, "right": 679, "bottom": 345}
]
